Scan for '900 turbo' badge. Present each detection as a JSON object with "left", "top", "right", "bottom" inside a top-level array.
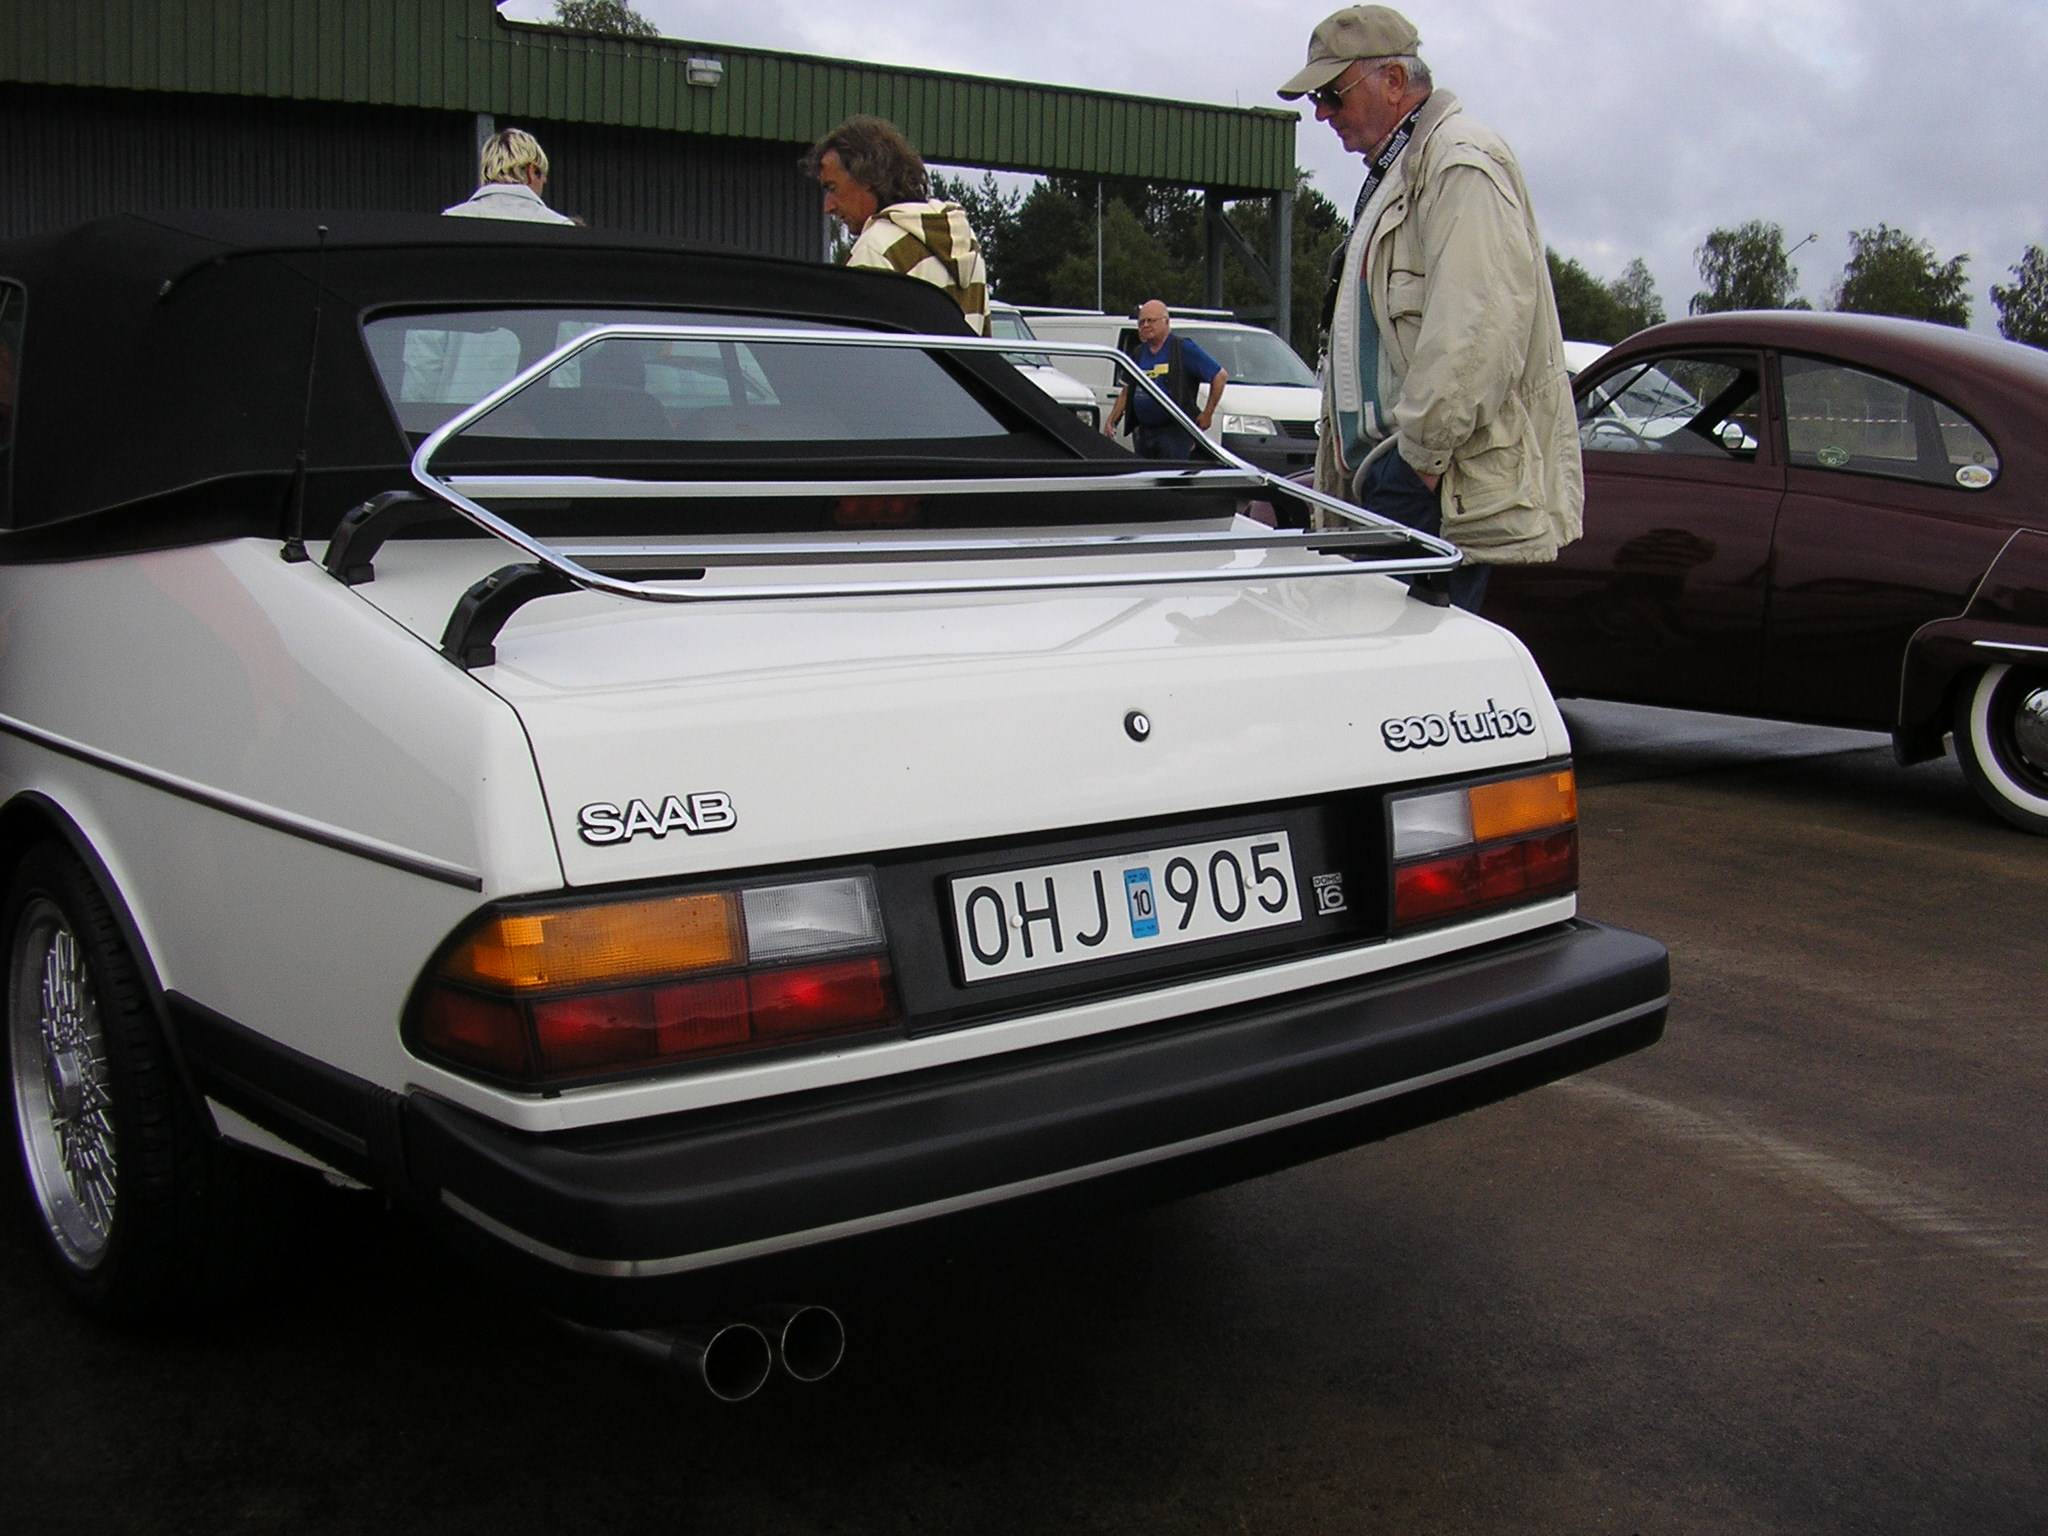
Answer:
[
  {"left": 1382, "top": 700, "right": 1538, "bottom": 753},
  {"left": 578, "top": 793, "right": 736, "bottom": 846}
]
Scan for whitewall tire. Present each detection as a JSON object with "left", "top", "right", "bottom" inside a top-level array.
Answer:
[{"left": 1953, "top": 664, "right": 2048, "bottom": 835}]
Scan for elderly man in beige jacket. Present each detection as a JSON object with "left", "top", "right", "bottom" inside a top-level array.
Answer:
[{"left": 1280, "top": 5, "right": 1580, "bottom": 611}]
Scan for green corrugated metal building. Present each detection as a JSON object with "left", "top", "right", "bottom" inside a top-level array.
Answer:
[{"left": 0, "top": 1, "right": 1302, "bottom": 333}]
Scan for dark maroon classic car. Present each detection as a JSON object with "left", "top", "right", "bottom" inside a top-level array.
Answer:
[{"left": 1487, "top": 312, "right": 2048, "bottom": 834}]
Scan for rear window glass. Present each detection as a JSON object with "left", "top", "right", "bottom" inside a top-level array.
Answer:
[
  {"left": 1781, "top": 356, "right": 1999, "bottom": 489},
  {"left": 362, "top": 308, "right": 1010, "bottom": 445}
]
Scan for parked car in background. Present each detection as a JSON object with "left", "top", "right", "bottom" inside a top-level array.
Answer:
[
  {"left": 1022, "top": 309, "right": 1321, "bottom": 476},
  {"left": 1561, "top": 339, "right": 1609, "bottom": 379},
  {"left": 1488, "top": 311, "right": 2048, "bottom": 834},
  {"left": 0, "top": 215, "right": 1667, "bottom": 1375},
  {"left": 988, "top": 301, "right": 1100, "bottom": 430}
]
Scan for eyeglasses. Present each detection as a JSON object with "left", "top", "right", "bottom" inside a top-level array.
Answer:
[{"left": 1308, "top": 62, "right": 1385, "bottom": 112}]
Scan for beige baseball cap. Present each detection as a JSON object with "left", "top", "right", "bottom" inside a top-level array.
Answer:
[{"left": 1276, "top": 5, "right": 1423, "bottom": 99}]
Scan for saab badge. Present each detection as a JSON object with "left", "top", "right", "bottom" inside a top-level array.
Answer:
[{"left": 577, "top": 792, "right": 737, "bottom": 846}]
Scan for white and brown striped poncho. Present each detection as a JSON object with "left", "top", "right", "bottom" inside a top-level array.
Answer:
[{"left": 846, "top": 201, "right": 990, "bottom": 335}]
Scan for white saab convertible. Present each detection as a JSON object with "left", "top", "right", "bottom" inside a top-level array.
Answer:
[{"left": 0, "top": 214, "right": 1667, "bottom": 1381}]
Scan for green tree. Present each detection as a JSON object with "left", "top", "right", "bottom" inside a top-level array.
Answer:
[
  {"left": 1608, "top": 258, "right": 1665, "bottom": 334},
  {"left": 1831, "top": 223, "right": 1970, "bottom": 328},
  {"left": 1990, "top": 244, "right": 2048, "bottom": 347},
  {"left": 997, "top": 177, "right": 1206, "bottom": 313},
  {"left": 1214, "top": 174, "right": 1350, "bottom": 349},
  {"left": 1549, "top": 250, "right": 1629, "bottom": 342},
  {"left": 1047, "top": 199, "right": 1199, "bottom": 315},
  {"left": 552, "top": 1, "right": 658, "bottom": 38},
  {"left": 997, "top": 180, "right": 1093, "bottom": 304},
  {"left": 1691, "top": 220, "right": 1808, "bottom": 314}
]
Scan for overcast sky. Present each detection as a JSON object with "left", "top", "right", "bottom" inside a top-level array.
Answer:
[{"left": 502, "top": 0, "right": 2048, "bottom": 334}]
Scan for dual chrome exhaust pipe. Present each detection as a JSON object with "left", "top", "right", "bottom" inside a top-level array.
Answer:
[{"left": 579, "top": 1304, "right": 846, "bottom": 1401}]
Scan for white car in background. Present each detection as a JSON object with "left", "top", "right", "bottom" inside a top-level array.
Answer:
[{"left": 989, "top": 302, "right": 1100, "bottom": 430}]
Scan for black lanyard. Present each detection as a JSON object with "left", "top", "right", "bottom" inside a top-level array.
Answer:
[{"left": 1351, "top": 103, "right": 1425, "bottom": 222}]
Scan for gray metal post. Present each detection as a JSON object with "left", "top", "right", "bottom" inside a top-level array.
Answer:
[
  {"left": 1204, "top": 191, "right": 1226, "bottom": 310},
  {"left": 1271, "top": 187, "right": 1295, "bottom": 348}
]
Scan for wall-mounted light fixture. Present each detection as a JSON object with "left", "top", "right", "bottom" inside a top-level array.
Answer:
[{"left": 685, "top": 56, "right": 724, "bottom": 87}]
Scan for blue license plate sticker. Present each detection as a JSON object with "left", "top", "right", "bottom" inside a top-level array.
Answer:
[{"left": 1124, "top": 866, "right": 1160, "bottom": 939}]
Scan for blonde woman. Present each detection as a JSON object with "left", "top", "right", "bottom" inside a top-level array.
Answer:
[{"left": 443, "top": 128, "right": 576, "bottom": 225}]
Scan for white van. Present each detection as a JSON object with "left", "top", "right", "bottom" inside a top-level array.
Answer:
[
  {"left": 1024, "top": 310, "right": 1321, "bottom": 475},
  {"left": 988, "top": 302, "right": 1102, "bottom": 431}
]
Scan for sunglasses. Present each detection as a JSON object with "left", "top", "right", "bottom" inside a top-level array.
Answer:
[{"left": 1308, "top": 62, "right": 1386, "bottom": 111}]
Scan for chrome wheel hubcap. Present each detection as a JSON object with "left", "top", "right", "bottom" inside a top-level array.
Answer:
[
  {"left": 9, "top": 899, "right": 117, "bottom": 1269},
  {"left": 2015, "top": 686, "right": 2048, "bottom": 777}
]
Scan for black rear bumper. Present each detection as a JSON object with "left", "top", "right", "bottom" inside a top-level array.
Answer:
[{"left": 398, "top": 918, "right": 1668, "bottom": 1319}]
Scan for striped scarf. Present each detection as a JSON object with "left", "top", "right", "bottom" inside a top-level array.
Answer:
[{"left": 846, "top": 201, "right": 991, "bottom": 335}]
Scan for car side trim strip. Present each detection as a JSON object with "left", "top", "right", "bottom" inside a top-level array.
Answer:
[
  {"left": 0, "top": 712, "right": 484, "bottom": 891},
  {"left": 439, "top": 995, "right": 1670, "bottom": 1279},
  {"left": 1972, "top": 639, "right": 2048, "bottom": 659}
]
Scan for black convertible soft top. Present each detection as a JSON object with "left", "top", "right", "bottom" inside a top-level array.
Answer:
[{"left": 0, "top": 212, "right": 1106, "bottom": 559}]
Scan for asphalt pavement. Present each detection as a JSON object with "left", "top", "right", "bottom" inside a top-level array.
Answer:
[{"left": 2, "top": 702, "right": 2041, "bottom": 1535}]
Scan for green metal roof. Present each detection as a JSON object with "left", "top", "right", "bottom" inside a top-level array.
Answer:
[{"left": 0, "top": 1, "right": 1300, "bottom": 195}]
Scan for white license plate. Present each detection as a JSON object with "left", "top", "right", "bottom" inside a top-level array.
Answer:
[{"left": 950, "top": 831, "right": 1300, "bottom": 983}]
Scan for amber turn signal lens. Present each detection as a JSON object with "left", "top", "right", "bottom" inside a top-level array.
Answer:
[
  {"left": 1468, "top": 769, "right": 1578, "bottom": 844},
  {"left": 441, "top": 893, "right": 744, "bottom": 991}
]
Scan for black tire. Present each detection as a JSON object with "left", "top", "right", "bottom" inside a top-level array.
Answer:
[
  {"left": 1953, "top": 663, "right": 2048, "bottom": 835},
  {"left": 4, "top": 841, "right": 242, "bottom": 1320}
]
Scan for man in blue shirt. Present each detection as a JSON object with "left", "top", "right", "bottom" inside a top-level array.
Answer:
[{"left": 1102, "top": 300, "right": 1230, "bottom": 459}]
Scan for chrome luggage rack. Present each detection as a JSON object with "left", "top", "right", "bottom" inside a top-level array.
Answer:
[{"left": 322, "top": 324, "right": 1461, "bottom": 667}]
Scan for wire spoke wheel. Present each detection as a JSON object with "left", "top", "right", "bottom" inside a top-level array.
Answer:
[
  {"left": 2, "top": 839, "right": 274, "bottom": 1319},
  {"left": 9, "top": 895, "right": 119, "bottom": 1269}
]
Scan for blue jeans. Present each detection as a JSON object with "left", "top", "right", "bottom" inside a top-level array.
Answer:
[
  {"left": 1134, "top": 422, "right": 1197, "bottom": 460},
  {"left": 1360, "top": 450, "right": 1491, "bottom": 613}
]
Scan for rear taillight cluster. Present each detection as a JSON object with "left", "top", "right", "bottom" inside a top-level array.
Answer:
[
  {"left": 412, "top": 876, "right": 896, "bottom": 1087},
  {"left": 1390, "top": 768, "right": 1579, "bottom": 932}
]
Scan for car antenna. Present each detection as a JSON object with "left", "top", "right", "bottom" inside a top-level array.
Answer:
[{"left": 279, "top": 223, "right": 330, "bottom": 564}]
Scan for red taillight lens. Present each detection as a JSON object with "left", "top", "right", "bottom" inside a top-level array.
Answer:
[
  {"left": 418, "top": 987, "right": 533, "bottom": 1078},
  {"left": 531, "top": 977, "right": 751, "bottom": 1075},
  {"left": 1518, "top": 828, "right": 1579, "bottom": 895},
  {"left": 1392, "top": 853, "right": 1482, "bottom": 925},
  {"left": 1393, "top": 827, "right": 1578, "bottom": 931},
  {"left": 748, "top": 959, "right": 894, "bottom": 1042}
]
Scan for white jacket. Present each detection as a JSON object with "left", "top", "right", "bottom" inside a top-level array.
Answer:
[{"left": 442, "top": 182, "right": 576, "bottom": 225}]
